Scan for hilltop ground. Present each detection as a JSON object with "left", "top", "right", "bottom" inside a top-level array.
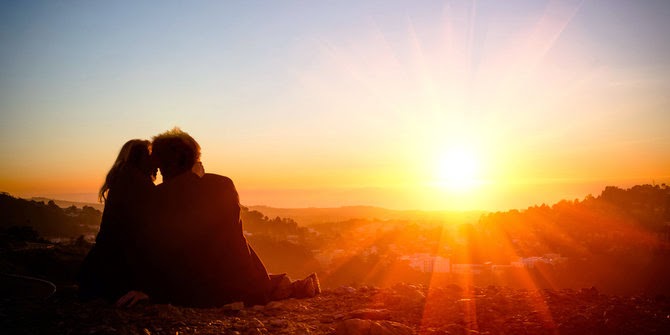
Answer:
[
  {"left": 1, "top": 237, "right": 667, "bottom": 335},
  {"left": 1, "top": 241, "right": 669, "bottom": 335},
  {"left": 2, "top": 187, "right": 670, "bottom": 334},
  {"left": 3, "top": 277, "right": 670, "bottom": 335}
]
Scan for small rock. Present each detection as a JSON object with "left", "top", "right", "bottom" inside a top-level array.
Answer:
[
  {"left": 156, "top": 304, "right": 184, "bottom": 319},
  {"left": 358, "top": 286, "right": 380, "bottom": 293},
  {"left": 269, "top": 318, "right": 289, "bottom": 328},
  {"left": 223, "top": 301, "right": 245, "bottom": 311},
  {"left": 334, "top": 286, "right": 357, "bottom": 295},
  {"left": 391, "top": 284, "right": 426, "bottom": 305},
  {"left": 559, "top": 314, "right": 591, "bottom": 333},
  {"left": 336, "top": 318, "right": 414, "bottom": 335},
  {"left": 401, "top": 290, "right": 426, "bottom": 305},
  {"left": 265, "top": 301, "right": 284, "bottom": 310},
  {"left": 232, "top": 320, "right": 248, "bottom": 330},
  {"left": 485, "top": 285, "right": 500, "bottom": 294},
  {"left": 444, "top": 323, "right": 468, "bottom": 335},
  {"left": 445, "top": 284, "right": 463, "bottom": 294},
  {"left": 347, "top": 308, "right": 392, "bottom": 320},
  {"left": 249, "top": 318, "right": 265, "bottom": 328},
  {"left": 244, "top": 328, "right": 267, "bottom": 335},
  {"left": 293, "top": 322, "right": 312, "bottom": 335},
  {"left": 579, "top": 287, "right": 599, "bottom": 299},
  {"left": 334, "top": 312, "right": 347, "bottom": 320},
  {"left": 320, "top": 315, "right": 335, "bottom": 324}
]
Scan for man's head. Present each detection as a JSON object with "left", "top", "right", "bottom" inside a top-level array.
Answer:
[{"left": 152, "top": 127, "right": 201, "bottom": 180}]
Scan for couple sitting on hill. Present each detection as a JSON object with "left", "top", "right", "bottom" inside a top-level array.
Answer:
[{"left": 78, "top": 128, "right": 319, "bottom": 307}]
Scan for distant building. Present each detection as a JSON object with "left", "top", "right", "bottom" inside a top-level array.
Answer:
[
  {"left": 451, "top": 263, "right": 486, "bottom": 274},
  {"left": 361, "top": 246, "right": 378, "bottom": 257},
  {"left": 402, "top": 253, "right": 450, "bottom": 273},
  {"left": 511, "top": 254, "right": 566, "bottom": 268},
  {"left": 491, "top": 264, "right": 513, "bottom": 275}
]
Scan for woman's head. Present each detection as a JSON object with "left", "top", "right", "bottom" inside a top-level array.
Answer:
[{"left": 99, "top": 139, "right": 154, "bottom": 202}]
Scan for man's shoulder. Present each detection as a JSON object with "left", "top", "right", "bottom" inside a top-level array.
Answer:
[
  {"left": 155, "top": 172, "right": 200, "bottom": 197},
  {"left": 199, "top": 174, "right": 239, "bottom": 204},
  {"left": 200, "top": 173, "right": 236, "bottom": 190},
  {"left": 201, "top": 173, "right": 233, "bottom": 183}
]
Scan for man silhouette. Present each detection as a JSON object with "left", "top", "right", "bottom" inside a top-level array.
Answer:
[{"left": 142, "top": 128, "right": 273, "bottom": 307}]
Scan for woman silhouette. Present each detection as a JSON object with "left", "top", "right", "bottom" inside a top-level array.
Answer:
[{"left": 77, "top": 139, "right": 156, "bottom": 304}]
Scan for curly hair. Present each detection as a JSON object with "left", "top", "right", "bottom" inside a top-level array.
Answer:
[{"left": 151, "top": 127, "right": 201, "bottom": 179}]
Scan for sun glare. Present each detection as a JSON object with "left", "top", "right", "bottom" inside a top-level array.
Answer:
[{"left": 437, "top": 147, "right": 480, "bottom": 192}]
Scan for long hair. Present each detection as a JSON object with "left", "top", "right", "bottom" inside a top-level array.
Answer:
[{"left": 99, "top": 139, "right": 151, "bottom": 203}]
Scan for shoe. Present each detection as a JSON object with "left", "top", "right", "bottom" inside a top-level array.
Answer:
[
  {"left": 308, "top": 273, "right": 321, "bottom": 295},
  {"left": 292, "top": 273, "right": 321, "bottom": 298},
  {"left": 269, "top": 274, "right": 293, "bottom": 300}
]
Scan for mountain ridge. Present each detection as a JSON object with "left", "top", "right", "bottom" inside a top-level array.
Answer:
[{"left": 247, "top": 205, "right": 485, "bottom": 226}]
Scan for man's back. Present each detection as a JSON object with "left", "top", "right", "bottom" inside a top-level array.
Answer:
[{"left": 145, "top": 172, "right": 271, "bottom": 307}]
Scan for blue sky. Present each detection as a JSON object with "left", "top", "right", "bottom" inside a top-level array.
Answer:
[{"left": 1, "top": 0, "right": 669, "bottom": 210}]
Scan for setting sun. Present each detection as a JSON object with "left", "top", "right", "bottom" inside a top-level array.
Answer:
[
  {"left": 1, "top": 0, "right": 668, "bottom": 212},
  {"left": 437, "top": 147, "right": 481, "bottom": 192}
]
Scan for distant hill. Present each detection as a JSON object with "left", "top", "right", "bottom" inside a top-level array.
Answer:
[
  {"left": 247, "top": 205, "right": 484, "bottom": 226},
  {"left": 26, "top": 196, "right": 484, "bottom": 225},
  {"left": 30, "top": 197, "right": 104, "bottom": 211},
  {"left": 1, "top": 193, "right": 101, "bottom": 238}
]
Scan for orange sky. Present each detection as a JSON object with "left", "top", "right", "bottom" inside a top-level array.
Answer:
[{"left": 1, "top": 1, "right": 669, "bottom": 210}]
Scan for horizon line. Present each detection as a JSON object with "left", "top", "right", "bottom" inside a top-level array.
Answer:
[{"left": 8, "top": 180, "right": 668, "bottom": 214}]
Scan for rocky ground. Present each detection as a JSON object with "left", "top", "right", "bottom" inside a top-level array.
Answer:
[
  {"left": 2, "top": 282, "right": 670, "bottom": 335},
  {"left": 1, "top": 243, "right": 669, "bottom": 334}
]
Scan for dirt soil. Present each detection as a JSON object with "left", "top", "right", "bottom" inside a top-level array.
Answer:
[{"left": 2, "top": 283, "right": 670, "bottom": 335}]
